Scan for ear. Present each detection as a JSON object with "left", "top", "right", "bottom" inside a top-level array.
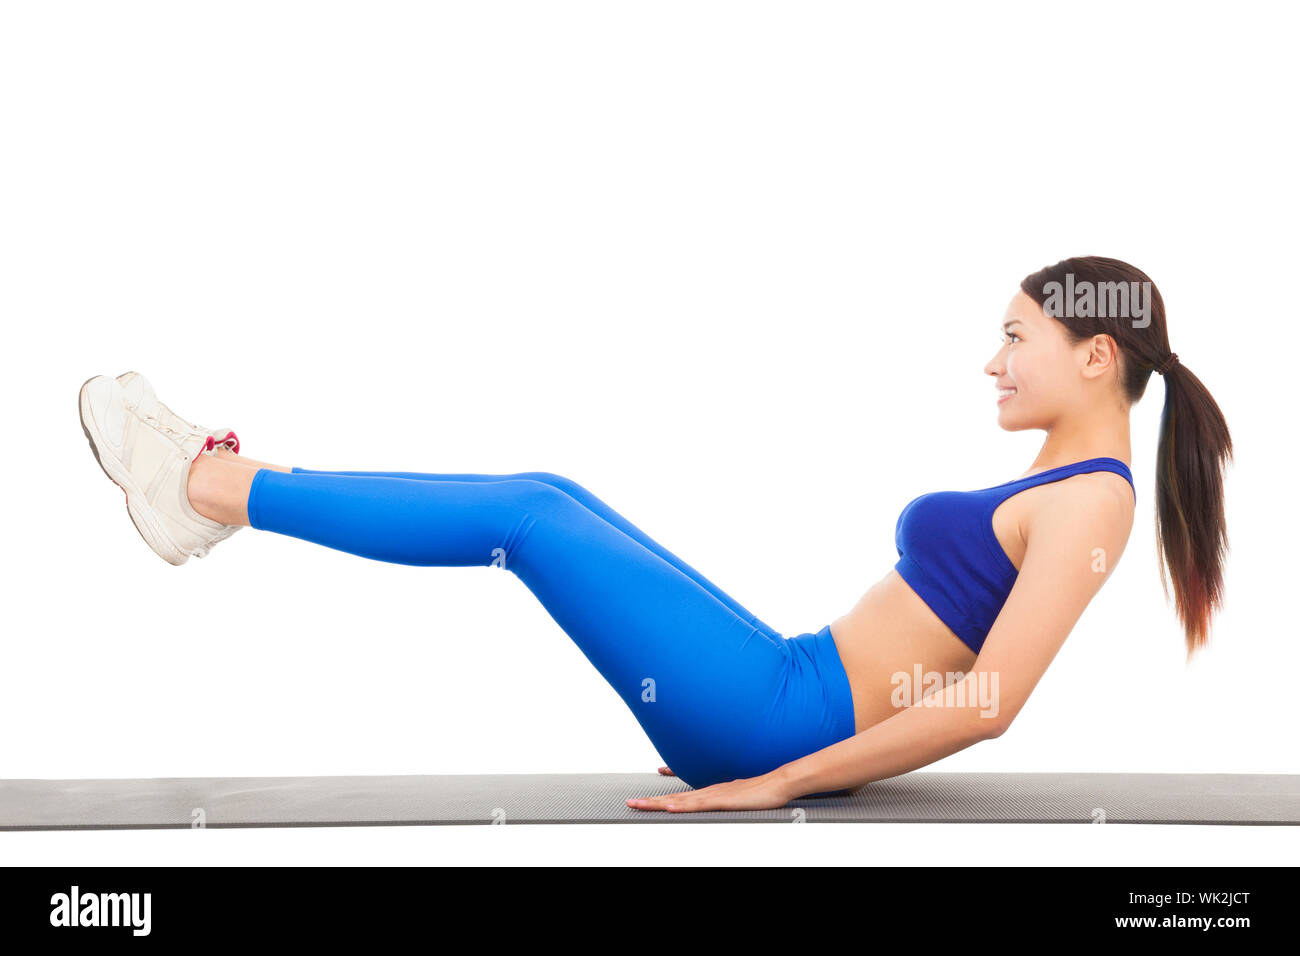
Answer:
[{"left": 1080, "top": 333, "right": 1119, "bottom": 380}]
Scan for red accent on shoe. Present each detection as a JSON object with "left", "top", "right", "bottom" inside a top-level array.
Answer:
[{"left": 208, "top": 430, "right": 241, "bottom": 454}]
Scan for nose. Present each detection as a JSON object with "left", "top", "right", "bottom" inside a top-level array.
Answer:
[{"left": 984, "top": 347, "right": 1006, "bottom": 377}]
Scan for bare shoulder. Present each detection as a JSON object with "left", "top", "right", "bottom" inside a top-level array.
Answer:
[
  {"left": 1071, "top": 469, "right": 1136, "bottom": 517},
  {"left": 1028, "top": 469, "right": 1135, "bottom": 549}
]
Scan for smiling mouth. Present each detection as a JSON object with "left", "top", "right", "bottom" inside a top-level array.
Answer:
[{"left": 997, "top": 387, "right": 1017, "bottom": 404}]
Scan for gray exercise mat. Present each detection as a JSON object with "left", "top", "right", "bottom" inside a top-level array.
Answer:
[{"left": 1, "top": 772, "right": 1297, "bottom": 829}]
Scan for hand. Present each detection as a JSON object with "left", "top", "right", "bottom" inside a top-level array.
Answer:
[
  {"left": 656, "top": 766, "right": 675, "bottom": 776},
  {"left": 627, "top": 772, "right": 792, "bottom": 813}
]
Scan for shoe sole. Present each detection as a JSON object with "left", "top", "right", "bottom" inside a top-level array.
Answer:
[{"left": 78, "top": 376, "right": 188, "bottom": 566}]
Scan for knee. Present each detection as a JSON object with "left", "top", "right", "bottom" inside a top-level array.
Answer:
[
  {"left": 500, "top": 477, "right": 577, "bottom": 515},
  {"left": 515, "top": 471, "right": 588, "bottom": 499}
]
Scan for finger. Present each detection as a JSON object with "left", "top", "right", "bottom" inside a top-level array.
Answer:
[
  {"left": 669, "top": 789, "right": 716, "bottom": 811},
  {"left": 627, "top": 795, "right": 677, "bottom": 811},
  {"left": 630, "top": 787, "right": 717, "bottom": 813},
  {"left": 627, "top": 788, "right": 700, "bottom": 811},
  {"left": 657, "top": 766, "right": 675, "bottom": 776},
  {"left": 662, "top": 782, "right": 742, "bottom": 813}
]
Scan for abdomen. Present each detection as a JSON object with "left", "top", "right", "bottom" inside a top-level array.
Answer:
[{"left": 829, "top": 570, "right": 980, "bottom": 733}]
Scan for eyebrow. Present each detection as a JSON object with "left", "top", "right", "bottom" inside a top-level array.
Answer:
[{"left": 1002, "top": 319, "right": 1023, "bottom": 331}]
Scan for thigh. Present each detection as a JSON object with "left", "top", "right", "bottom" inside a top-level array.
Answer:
[
  {"left": 498, "top": 480, "right": 792, "bottom": 787},
  {"left": 514, "top": 471, "right": 775, "bottom": 637}
]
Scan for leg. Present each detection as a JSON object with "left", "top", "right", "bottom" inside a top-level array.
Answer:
[
  {"left": 231, "top": 467, "right": 846, "bottom": 788},
  {"left": 206, "top": 450, "right": 775, "bottom": 637},
  {"left": 287, "top": 466, "right": 775, "bottom": 636}
]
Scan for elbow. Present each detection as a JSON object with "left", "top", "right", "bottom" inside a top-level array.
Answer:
[
  {"left": 983, "top": 718, "right": 1010, "bottom": 740},
  {"left": 969, "top": 711, "right": 1010, "bottom": 741},
  {"left": 963, "top": 687, "right": 1018, "bottom": 741},
  {"left": 951, "top": 671, "right": 1015, "bottom": 741}
]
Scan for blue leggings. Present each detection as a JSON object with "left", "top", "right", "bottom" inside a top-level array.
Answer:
[{"left": 246, "top": 467, "right": 857, "bottom": 789}]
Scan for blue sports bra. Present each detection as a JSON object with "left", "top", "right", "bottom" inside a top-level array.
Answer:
[{"left": 893, "top": 457, "right": 1135, "bottom": 654}]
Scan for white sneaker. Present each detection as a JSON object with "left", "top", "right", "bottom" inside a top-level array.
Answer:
[
  {"left": 78, "top": 373, "right": 240, "bottom": 565},
  {"left": 115, "top": 371, "right": 245, "bottom": 556}
]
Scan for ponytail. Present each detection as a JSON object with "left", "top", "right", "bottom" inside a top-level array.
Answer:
[{"left": 1153, "top": 360, "right": 1233, "bottom": 657}]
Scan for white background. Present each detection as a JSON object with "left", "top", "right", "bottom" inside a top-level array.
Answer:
[{"left": 2, "top": 1, "right": 1296, "bottom": 866}]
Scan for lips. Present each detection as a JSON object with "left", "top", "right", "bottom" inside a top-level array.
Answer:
[{"left": 996, "top": 387, "right": 1017, "bottom": 404}]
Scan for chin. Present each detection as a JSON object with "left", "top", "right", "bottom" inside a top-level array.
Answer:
[{"left": 996, "top": 405, "right": 1041, "bottom": 432}]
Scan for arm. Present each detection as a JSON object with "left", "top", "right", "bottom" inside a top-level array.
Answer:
[
  {"left": 629, "top": 476, "right": 1133, "bottom": 811},
  {"left": 777, "top": 670, "right": 1000, "bottom": 797},
  {"left": 653, "top": 676, "right": 992, "bottom": 788}
]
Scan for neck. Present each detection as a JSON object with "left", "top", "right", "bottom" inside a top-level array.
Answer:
[{"left": 1031, "top": 401, "right": 1132, "bottom": 472}]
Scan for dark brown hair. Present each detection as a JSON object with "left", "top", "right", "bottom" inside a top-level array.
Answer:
[{"left": 1019, "top": 256, "right": 1232, "bottom": 657}]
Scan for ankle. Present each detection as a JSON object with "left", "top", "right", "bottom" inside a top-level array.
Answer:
[
  {"left": 186, "top": 454, "right": 219, "bottom": 515},
  {"left": 186, "top": 454, "right": 252, "bottom": 526}
]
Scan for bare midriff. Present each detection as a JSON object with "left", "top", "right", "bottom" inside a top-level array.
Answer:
[{"left": 828, "top": 570, "right": 978, "bottom": 734}]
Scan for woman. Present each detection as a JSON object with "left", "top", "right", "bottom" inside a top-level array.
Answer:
[{"left": 78, "top": 256, "right": 1232, "bottom": 813}]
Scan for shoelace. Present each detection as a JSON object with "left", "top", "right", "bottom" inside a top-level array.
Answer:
[
  {"left": 124, "top": 403, "right": 238, "bottom": 453},
  {"left": 125, "top": 403, "right": 199, "bottom": 447}
]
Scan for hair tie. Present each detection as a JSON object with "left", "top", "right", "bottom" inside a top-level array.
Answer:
[{"left": 1155, "top": 352, "right": 1180, "bottom": 376}]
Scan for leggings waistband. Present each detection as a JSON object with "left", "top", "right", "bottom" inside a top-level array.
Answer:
[{"left": 788, "top": 624, "right": 857, "bottom": 744}]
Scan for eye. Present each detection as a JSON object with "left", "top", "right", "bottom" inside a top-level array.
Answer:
[{"left": 1003, "top": 332, "right": 1020, "bottom": 345}]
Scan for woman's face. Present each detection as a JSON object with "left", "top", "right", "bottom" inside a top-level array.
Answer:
[{"left": 985, "top": 290, "right": 1087, "bottom": 431}]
